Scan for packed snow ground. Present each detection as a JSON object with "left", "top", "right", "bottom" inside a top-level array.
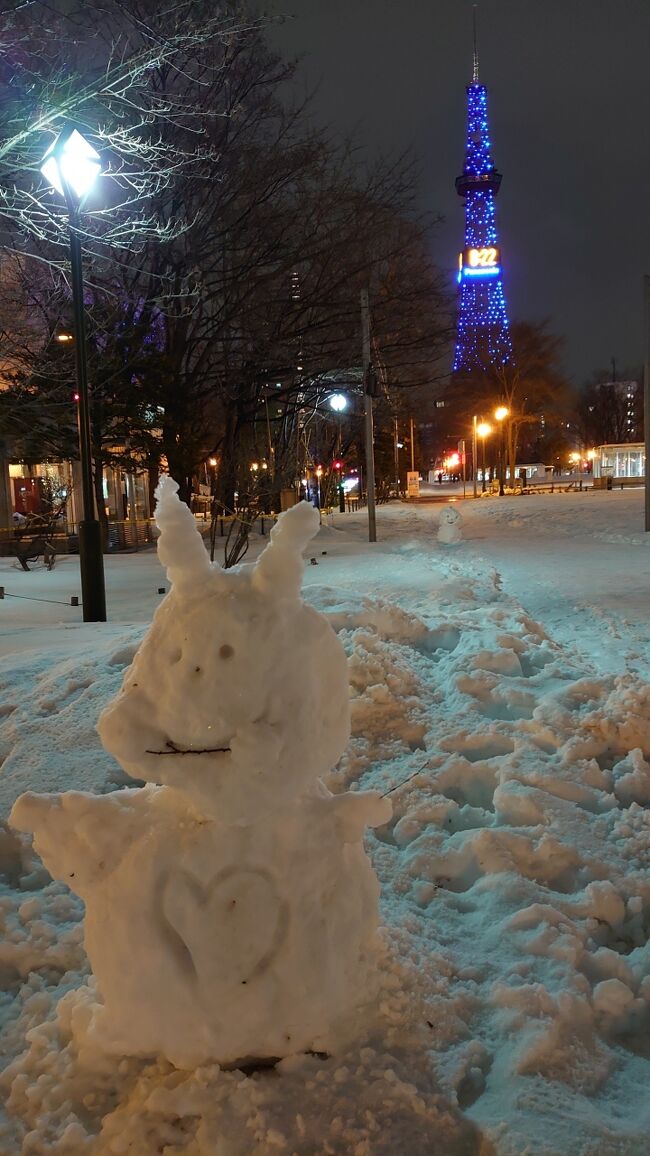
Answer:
[{"left": 1, "top": 489, "right": 649, "bottom": 1155}]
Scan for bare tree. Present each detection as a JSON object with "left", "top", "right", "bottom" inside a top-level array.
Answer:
[
  {"left": 441, "top": 320, "right": 569, "bottom": 480},
  {"left": 0, "top": 0, "right": 253, "bottom": 253},
  {"left": 0, "top": 0, "right": 452, "bottom": 513},
  {"left": 574, "top": 368, "right": 643, "bottom": 449}
]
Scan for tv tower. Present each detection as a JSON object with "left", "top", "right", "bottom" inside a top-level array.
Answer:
[{"left": 453, "top": 8, "right": 512, "bottom": 374}]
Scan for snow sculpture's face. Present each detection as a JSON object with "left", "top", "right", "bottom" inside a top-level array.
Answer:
[
  {"left": 441, "top": 506, "right": 461, "bottom": 525},
  {"left": 98, "top": 482, "right": 350, "bottom": 823}
]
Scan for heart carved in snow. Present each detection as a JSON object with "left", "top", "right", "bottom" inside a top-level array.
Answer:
[{"left": 159, "top": 865, "right": 290, "bottom": 987}]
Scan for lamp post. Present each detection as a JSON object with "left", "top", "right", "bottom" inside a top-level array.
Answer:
[
  {"left": 494, "top": 406, "right": 509, "bottom": 497},
  {"left": 476, "top": 421, "right": 492, "bottom": 493},
  {"left": 329, "top": 393, "right": 347, "bottom": 513},
  {"left": 41, "top": 128, "right": 106, "bottom": 621}
]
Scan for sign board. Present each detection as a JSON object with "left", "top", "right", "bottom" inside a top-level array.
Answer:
[{"left": 407, "top": 471, "right": 420, "bottom": 498}]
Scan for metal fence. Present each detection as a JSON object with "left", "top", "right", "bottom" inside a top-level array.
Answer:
[
  {"left": 0, "top": 518, "right": 157, "bottom": 558},
  {"left": 0, "top": 502, "right": 358, "bottom": 560}
]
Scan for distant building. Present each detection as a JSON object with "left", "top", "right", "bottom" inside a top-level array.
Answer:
[{"left": 595, "top": 380, "right": 641, "bottom": 441}]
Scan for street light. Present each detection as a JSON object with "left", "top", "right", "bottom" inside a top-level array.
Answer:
[
  {"left": 40, "top": 127, "right": 106, "bottom": 621},
  {"left": 494, "top": 406, "right": 509, "bottom": 497},
  {"left": 328, "top": 393, "right": 347, "bottom": 413},
  {"left": 329, "top": 393, "right": 348, "bottom": 512}
]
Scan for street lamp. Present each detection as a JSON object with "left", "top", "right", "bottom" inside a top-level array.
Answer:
[
  {"left": 494, "top": 406, "right": 509, "bottom": 497},
  {"left": 328, "top": 392, "right": 347, "bottom": 455},
  {"left": 328, "top": 393, "right": 347, "bottom": 413},
  {"left": 40, "top": 127, "right": 106, "bottom": 621},
  {"left": 329, "top": 393, "right": 348, "bottom": 512},
  {"left": 476, "top": 421, "right": 492, "bottom": 493}
]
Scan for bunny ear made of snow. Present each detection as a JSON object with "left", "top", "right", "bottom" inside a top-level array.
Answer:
[
  {"left": 252, "top": 501, "right": 320, "bottom": 599},
  {"left": 154, "top": 475, "right": 214, "bottom": 592}
]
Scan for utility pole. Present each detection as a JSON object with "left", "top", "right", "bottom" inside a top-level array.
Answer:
[
  {"left": 361, "top": 288, "right": 377, "bottom": 542},
  {"left": 393, "top": 418, "right": 400, "bottom": 493},
  {"left": 638, "top": 279, "right": 643, "bottom": 531},
  {"left": 410, "top": 416, "right": 415, "bottom": 471}
]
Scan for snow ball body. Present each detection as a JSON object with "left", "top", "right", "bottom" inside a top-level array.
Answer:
[{"left": 11, "top": 479, "right": 390, "bottom": 1068}]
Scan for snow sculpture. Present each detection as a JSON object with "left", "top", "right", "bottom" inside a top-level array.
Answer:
[
  {"left": 10, "top": 478, "right": 390, "bottom": 1069},
  {"left": 437, "top": 504, "right": 463, "bottom": 545}
]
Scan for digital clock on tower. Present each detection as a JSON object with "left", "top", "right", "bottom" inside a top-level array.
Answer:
[{"left": 458, "top": 246, "right": 501, "bottom": 278}]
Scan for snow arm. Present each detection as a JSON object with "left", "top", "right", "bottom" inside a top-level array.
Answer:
[
  {"left": 10, "top": 789, "right": 141, "bottom": 896},
  {"left": 326, "top": 790, "right": 392, "bottom": 844}
]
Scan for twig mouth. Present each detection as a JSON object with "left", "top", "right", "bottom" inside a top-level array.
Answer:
[{"left": 145, "top": 739, "right": 231, "bottom": 757}]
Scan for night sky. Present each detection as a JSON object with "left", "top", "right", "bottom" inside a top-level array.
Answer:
[{"left": 266, "top": 0, "right": 650, "bottom": 383}]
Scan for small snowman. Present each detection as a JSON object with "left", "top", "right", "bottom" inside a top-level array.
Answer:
[
  {"left": 437, "top": 504, "right": 463, "bottom": 545},
  {"left": 11, "top": 478, "right": 390, "bottom": 1069}
]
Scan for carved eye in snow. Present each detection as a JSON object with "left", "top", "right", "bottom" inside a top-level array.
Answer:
[{"left": 219, "top": 644, "right": 234, "bottom": 660}]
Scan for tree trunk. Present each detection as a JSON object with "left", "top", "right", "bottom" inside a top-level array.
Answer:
[
  {"left": 147, "top": 464, "right": 159, "bottom": 517},
  {"left": 214, "top": 406, "right": 239, "bottom": 513}
]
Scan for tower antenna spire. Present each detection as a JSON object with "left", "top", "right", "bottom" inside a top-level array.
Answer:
[{"left": 472, "top": 5, "right": 479, "bottom": 83}]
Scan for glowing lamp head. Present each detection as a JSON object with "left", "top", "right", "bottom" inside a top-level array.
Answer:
[
  {"left": 40, "top": 128, "right": 101, "bottom": 205},
  {"left": 494, "top": 406, "right": 509, "bottom": 422},
  {"left": 477, "top": 422, "right": 492, "bottom": 438},
  {"left": 329, "top": 393, "right": 347, "bottom": 413}
]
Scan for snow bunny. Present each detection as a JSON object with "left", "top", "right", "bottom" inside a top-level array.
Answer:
[
  {"left": 11, "top": 478, "right": 391, "bottom": 1069},
  {"left": 437, "top": 504, "right": 463, "bottom": 545}
]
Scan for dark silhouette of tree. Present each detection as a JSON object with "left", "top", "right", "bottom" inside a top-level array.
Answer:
[
  {"left": 0, "top": 1, "right": 452, "bottom": 511},
  {"left": 441, "top": 319, "right": 570, "bottom": 480}
]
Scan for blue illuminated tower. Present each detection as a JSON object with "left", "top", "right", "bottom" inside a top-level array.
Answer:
[{"left": 453, "top": 22, "right": 511, "bottom": 374}]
